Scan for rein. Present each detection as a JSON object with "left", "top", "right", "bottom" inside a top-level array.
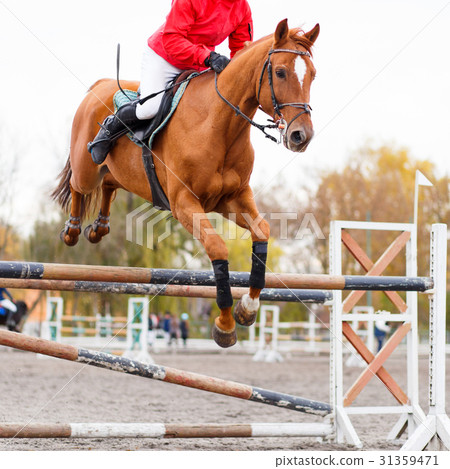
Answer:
[
  {"left": 214, "top": 73, "right": 279, "bottom": 143},
  {"left": 216, "top": 48, "right": 313, "bottom": 143}
]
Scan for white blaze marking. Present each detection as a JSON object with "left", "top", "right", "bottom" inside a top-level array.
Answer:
[{"left": 295, "top": 56, "right": 307, "bottom": 87}]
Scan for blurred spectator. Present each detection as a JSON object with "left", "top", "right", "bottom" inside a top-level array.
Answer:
[
  {"left": 169, "top": 314, "right": 179, "bottom": 346},
  {"left": 374, "top": 311, "right": 391, "bottom": 352},
  {"left": 163, "top": 311, "right": 172, "bottom": 344},
  {"left": 148, "top": 313, "right": 159, "bottom": 346},
  {"left": 155, "top": 313, "right": 164, "bottom": 338},
  {"left": 180, "top": 313, "right": 189, "bottom": 347}
]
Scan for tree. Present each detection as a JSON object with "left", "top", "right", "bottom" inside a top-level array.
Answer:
[
  {"left": 301, "top": 143, "right": 449, "bottom": 327},
  {"left": 0, "top": 127, "right": 20, "bottom": 260},
  {"left": 253, "top": 144, "right": 449, "bottom": 327}
]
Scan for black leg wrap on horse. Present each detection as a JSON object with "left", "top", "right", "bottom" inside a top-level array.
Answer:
[
  {"left": 212, "top": 260, "right": 233, "bottom": 309},
  {"left": 249, "top": 241, "right": 268, "bottom": 289}
]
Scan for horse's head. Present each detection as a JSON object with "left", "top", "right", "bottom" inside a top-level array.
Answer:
[{"left": 258, "top": 20, "right": 319, "bottom": 153}]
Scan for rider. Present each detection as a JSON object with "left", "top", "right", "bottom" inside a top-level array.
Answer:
[
  {"left": 0, "top": 287, "right": 17, "bottom": 317},
  {"left": 88, "top": 0, "right": 253, "bottom": 164}
]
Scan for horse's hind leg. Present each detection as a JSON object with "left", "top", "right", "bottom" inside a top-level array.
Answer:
[
  {"left": 84, "top": 182, "right": 116, "bottom": 244},
  {"left": 60, "top": 187, "right": 83, "bottom": 246}
]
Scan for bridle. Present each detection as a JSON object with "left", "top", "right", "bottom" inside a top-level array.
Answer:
[
  {"left": 215, "top": 48, "right": 313, "bottom": 143},
  {"left": 259, "top": 49, "right": 312, "bottom": 136}
]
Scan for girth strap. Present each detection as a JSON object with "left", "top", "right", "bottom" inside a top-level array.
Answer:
[{"left": 142, "top": 145, "right": 171, "bottom": 211}]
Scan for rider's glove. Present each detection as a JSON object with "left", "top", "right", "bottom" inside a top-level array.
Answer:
[{"left": 205, "top": 52, "right": 230, "bottom": 73}]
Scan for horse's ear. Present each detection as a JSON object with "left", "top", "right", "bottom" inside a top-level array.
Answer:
[
  {"left": 304, "top": 23, "right": 320, "bottom": 44},
  {"left": 274, "top": 19, "right": 289, "bottom": 45}
]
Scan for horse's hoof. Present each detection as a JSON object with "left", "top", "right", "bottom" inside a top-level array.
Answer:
[
  {"left": 60, "top": 229, "right": 79, "bottom": 246},
  {"left": 212, "top": 324, "right": 237, "bottom": 348},
  {"left": 233, "top": 296, "right": 258, "bottom": 327},
  {"left": 84, "top": 225, "right": 102, "bottom": 244}
]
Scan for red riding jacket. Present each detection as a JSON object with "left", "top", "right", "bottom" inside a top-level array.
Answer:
[{"left": 148, "top": 0, "right": 253, "bottom": 71}]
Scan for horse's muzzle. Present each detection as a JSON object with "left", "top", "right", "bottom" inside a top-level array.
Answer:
[{"left": 285, "top": 125, "right": 314, "bottom": 152}]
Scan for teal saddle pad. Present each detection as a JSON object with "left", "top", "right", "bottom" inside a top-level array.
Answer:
[{"left": 113, "top": 73, "right": 196, "bottom": 148}]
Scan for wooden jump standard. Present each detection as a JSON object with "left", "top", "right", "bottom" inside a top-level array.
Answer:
[
  {"left": 0, "top": 422, "right": 333, "bottom": 439},
  {"left": 0, "top": 278, "right": 332, "bottom": 304},
  {"left": 0, "top": 261, "right": 432, "bottom": 291},
  {"left": 0, "top": 329, "right": 331, "bottom": 417}
]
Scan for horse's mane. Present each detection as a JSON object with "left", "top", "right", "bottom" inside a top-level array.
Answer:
[{"left": 237, "top": 28, "right": 315, "bottom": 57}]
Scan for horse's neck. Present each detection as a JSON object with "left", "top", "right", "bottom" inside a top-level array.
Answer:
[{"left": 209, "top": 44, "right": 269, "bottom": 134}]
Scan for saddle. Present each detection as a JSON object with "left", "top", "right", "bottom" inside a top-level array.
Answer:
[{"left": 113, "top": 71, "right": 197, "bottom": 212}]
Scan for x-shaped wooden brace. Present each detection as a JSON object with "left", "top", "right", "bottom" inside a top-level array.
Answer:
[
  {"left": 343, "top": 322, "right": 410, "bottom": 406},
  {"left": 342, "top": 230, "right": 410, "bottom": 314},
  {"left": 340, "top": 230, "right": 411, "bottom": 406}
]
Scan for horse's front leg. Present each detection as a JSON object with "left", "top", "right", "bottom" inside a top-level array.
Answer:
[
  {"left": 173, "top": 193, "right": 236, "bottom": 348},
  {"left": 218, "top": 190, "right": 270, "bottom": 326}
]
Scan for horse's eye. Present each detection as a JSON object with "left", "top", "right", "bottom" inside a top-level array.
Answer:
[{"left": 275, "top": 69, "right": 286, "bottom": 79}]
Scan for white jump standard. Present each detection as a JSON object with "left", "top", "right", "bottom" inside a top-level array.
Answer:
[{"left": 401, "top": 224, "right": 450, "bottom": 450}]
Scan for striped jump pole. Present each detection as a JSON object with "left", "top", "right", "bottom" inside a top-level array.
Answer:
[
  {"left": 0, "top": 330, "right": 331, "bottom": 416},
  {"left": 0, "top": 422, "right": 333, "bottom": 439},
  {"left": 0, "top": 261, "right": 433, "bottom": 291},
  {"left": 0, "top": 278, "right": 332, "bottom": 303}
]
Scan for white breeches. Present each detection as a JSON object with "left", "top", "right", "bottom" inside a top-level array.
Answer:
[
  {"left": 135, "top": 47, "right": 184, "bottom": 120},
  {"left": 0, "top": 299, "right": 17, "bottom": 313}
]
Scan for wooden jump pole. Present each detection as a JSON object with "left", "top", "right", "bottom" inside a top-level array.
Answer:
[
  {"left": 0, "top": 330, "right": 331, "bottom": 416},
  {"left": 0, "top": 422, "right": 333, "bottom": 439},
  {"left": 0, "top": 278, "right": 332, "bottom": 303},
  {"left": 0, "top": 261, "right": 433, "bottom": 291}
]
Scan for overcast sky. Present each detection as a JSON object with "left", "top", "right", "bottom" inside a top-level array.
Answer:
[{"left": 1, "top": 0, "right": 449, "bottom": 231}]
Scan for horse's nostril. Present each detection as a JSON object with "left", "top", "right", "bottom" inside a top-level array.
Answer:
[{"left": 291, "top": 130, "right": 306, "bottom": 145}]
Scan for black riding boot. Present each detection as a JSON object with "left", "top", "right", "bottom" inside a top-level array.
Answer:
[{"left": 88, "top": 100, "right": 140, "bottom": 164}]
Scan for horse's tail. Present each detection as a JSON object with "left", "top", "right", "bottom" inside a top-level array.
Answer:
[
  {"left": 51, "top": 156, "right": 72, "bottom": 212},
  {"left": 51, "top": 156, "right": 99, "bottom": 222}
]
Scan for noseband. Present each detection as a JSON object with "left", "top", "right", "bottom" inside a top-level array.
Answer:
[{"left": 214, "top": 48, "right": 313, "bottom": 143}]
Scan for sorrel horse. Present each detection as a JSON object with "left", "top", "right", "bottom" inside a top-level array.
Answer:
[{"left": 52, "top": 20, "right": 319, "bottom": 348}]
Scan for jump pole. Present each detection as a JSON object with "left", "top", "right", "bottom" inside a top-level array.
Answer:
[
  {"left": 0, "top": 329, "right": 331, "bottom": 417},
  {"left": 0, "top": 278, "right": 332, "bottom": 303},
  {"left": 0, "top": 261, "right": 432, "bottom": 291},
  {"left": 0, "top": 422, "right": 333, "bottom": 439}
]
